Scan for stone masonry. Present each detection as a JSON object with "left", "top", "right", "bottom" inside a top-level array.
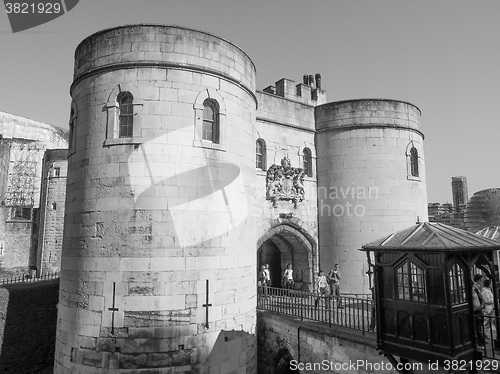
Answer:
[
  {"left": 55, "top": 25, "right": 258, "bottom": 373},
  {"left": 36, "top": 149, "right": 68, "bottom": 275},
  {"left": 54, "top": 24, "right": 429, "bottom": 372}
]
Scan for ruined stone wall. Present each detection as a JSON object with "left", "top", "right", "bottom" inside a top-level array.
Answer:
[
  {"left": 255, "top": 91, "right": 319, "bottom": 290},
  {"left": 315, "top": 99, "right": 428, "bottom": 294},
  {"left": 55, "top": 25, "right": 257, "bottom": 373}
]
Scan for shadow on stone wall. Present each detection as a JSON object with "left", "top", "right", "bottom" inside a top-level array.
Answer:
[
  {"left": 0, "top": 279, "right": 59, "bottom": 373},
  {"left": 204, "top": 330, "right": 256, "bottom": 373}
]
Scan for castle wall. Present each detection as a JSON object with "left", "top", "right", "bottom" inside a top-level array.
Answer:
[
  {"left": 36, "top": 149, "right": 67, "bottom": 275},
  {"left": 55, "top": 25, "right": 257, "bottom": 373},
  {"left": 0, "top": 116, "right": 67, "bottom": 278},
  {"left": 0, "top": 210, "right": 31, "bottom": 277},
  {"left": 254, "top": 91, "right": 319, "bottom": 289},
  {"left": 315, "top": 99, "right": 428, "bottom": 294}
]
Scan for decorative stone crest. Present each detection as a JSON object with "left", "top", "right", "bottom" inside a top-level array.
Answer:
[{"left": 266, "top": 157, "right": 305, "bottom": 208}]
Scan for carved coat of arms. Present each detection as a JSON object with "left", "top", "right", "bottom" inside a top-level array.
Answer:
[{"left": 266, "top": 157, "right": 305, "bottom": 208}]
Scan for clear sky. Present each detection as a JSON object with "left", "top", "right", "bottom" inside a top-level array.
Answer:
[{"left": 1, "top": 0, "right": 499, "bottom": 203}]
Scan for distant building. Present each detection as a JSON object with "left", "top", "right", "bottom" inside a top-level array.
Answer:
[
  {"left": 464, "top": 188, "right": 500, "bottom": 232},
  {"left": 451, "top": 176, "right": 468, "bottom": 211},
  {"left": 428, "top": 177, "right": 469, "bottom": 230},
  {"left": 0, "top": 111, "right": 68, "bottom": 277}
]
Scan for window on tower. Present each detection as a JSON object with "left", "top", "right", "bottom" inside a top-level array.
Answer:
[
  {"left": 406, "top": 142, "right": 421, "bottom": 182},
  {"left": 410, "top": 147, "right": 419, "bottom": 177},
  {"left": 104, "top": 83, "right": 143, "bottom": 146},
  {"left": 303, "top": 147, "right": 312, "bottom": 177},
  {"left": 202, "top": 99, "right": 219, "bottom": 143},
  {"left": 118, "top": 92, "right": 134, "bottom": 138},
  {"left": 256, "top": 139, "right": 266, "bottom": 170},
  {"left": 193, "top": 88, "right": 226, "bottom": 151}
]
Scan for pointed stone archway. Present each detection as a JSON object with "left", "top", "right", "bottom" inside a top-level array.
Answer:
[{"left": 257, "top": 224, "right": 316, "bottom": 291}]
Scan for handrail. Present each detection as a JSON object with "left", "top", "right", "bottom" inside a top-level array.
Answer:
[
  {"left": 0, "top": 271, "right": 60, "bottom": 285},
  {"left": 257, "top": 286, "right": 375, "bottom": 334},
  {"left": 477, "top": 314, "right": 500, "bottom": 360}
]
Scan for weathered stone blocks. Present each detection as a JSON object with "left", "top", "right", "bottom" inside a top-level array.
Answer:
[
  {"left": 315, "top": 99, "right": 428, "bottom": 293},
  {"left": 55, "top": 25, "right": 257, "bottom": 373}
]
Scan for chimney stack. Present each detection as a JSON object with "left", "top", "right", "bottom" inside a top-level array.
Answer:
[
  {"left": 315, "top": 73, "right": 322, "bottom": 90},
  {"left": 308, "top": 75, "right": 314, "bottom": 87}
]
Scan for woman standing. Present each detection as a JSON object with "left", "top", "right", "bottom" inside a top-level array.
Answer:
[
  {"left": 283, "top": 263, "right": 294, "bottom": 289},
  {"left": 315, "top": 270, "right": 330, "bottom": 308},
  {"left": 481, "top": 278, "right": 496, "bottom": 342}
]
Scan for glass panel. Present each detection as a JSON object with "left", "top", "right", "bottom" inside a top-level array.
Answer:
[
  {"left": 119, "top": 93, "right": 134, "bottom": 138},
  {"left": 202, "top": 100, "right": 218, "bottom": 143},
  {"left": 397, "top": 263, "right": 410, "bottom": 300},
  {"left": 449, "top": 263, "right": 467, "bottom": 305},
  {"left": 303, "top": 149, "right": 311, "bottom": 176},
  {"left": 202, "top": 120, "right": 213, "bottom": 141},
  {"left": 256, "top": 141, "right": 263, "bottom": 169},
  {"left": 410, "top": 147, "right": 419, "bottom": 176},
  {"left": 203, "top": 102, "right": 214, "bottom": 121},
  {"left": 410, "top": 262, "right": 426, "bottom": 302}
]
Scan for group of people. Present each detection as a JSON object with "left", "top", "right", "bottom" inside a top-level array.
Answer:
[
  {"left": 258, "top": 263, "right": 295, "bottom": 289},
  {"left": 472, "top": 273, "right": 496, "bottom": 348},
  {"left": 258, "top": 263, "right": 343, "bottom": 305},
  {"left": 314, "top": 264, "right": 343, "bottom": 309}
]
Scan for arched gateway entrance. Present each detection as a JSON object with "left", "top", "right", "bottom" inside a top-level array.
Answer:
[{"left": 257, "top": 224, "right": 316, "bottom": 291}]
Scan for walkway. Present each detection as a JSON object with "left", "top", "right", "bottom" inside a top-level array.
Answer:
[
  {"left": 257, "top": 286, "right": 500, "bottom": 368},
  {"left": 257, "top": 286, "right": 374, "bottom": 334}
]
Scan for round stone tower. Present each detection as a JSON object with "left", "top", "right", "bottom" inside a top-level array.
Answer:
[
  {"left": 315, "top": 99, "right": 428, "bottom": 294},
  {"left": 55, "top": 25, "right": 257, "bottom": 373}
]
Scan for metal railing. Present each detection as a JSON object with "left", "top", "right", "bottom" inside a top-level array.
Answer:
[
  {"left": 477, "top": 314, "right": 500, "bottom": 360},
  {"left": 257, "top": 286, "right": 375, "bottom": 334},
  {"left": 0, "top": 271, "right": 60, "bottom": 285}
]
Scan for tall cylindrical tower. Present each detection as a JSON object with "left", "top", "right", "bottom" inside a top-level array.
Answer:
[
  {"left": 55, "top": 25, "right": 257, "bottom": 373},
  {"left": 315, "top": 99, "right": 428, "bottom": 294}
]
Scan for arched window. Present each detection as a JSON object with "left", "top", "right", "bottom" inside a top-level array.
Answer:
[
  {"left": 396, "top": 260, "right": 427, "bottom": 302},
  {"left": 410, "top": 146, "right": 419, "bottom": 177},
  {"left": 256, "top": 139, "right": 266, "bottom": 170},
  {"left": 303, "top": 148, "right": 312, "bottom": 177},
  {"left": 105, "top": 83, "right": 143, "bottom": 146},
  {"left": 193, "top": 89, "right": 226, "bottom": 151},
  {"left": 202, "top": 99, "right": 219, "bottom": 143},
  {"left": 449, "top": 263, "right": 467, "bottom": 305},
  {"left": 118, "top": 92, "right": 134, "bottom": 138}
]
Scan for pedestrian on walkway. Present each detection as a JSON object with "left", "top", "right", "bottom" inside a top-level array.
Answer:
[
  {"left": 264, "top": 264, "right": 271, "bottom": 287},
  {"left": 481, "top": 278, "right": 496, "bottom": 342},
  {"left": 283, "top": 263, "right": 294, "bottom": 290},
  {"left": 472, "top": 273, "right": 486, "bottom": 348},
  {"left": 315, "top": 270, "right": 330, "bottom": 309},
  {"left": 328, "top": 263, "right": 343, "bottom": 308}
]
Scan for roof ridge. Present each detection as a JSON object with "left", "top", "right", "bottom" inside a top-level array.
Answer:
[{"left": 421, "top": 231, "right": 450, "bottom": 249}]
